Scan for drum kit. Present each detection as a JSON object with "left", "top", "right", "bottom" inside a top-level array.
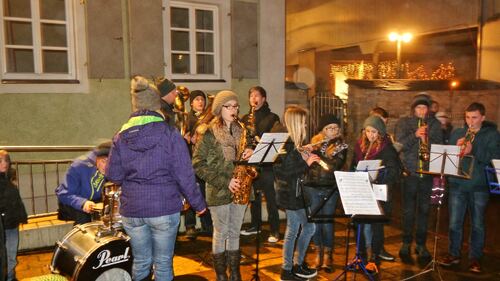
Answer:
[{"left": 50, "top": 183, "right": 133, "bottom": 281}]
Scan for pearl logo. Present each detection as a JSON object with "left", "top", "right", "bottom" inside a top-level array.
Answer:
[{"left": 93, "top": 247, "right": 130, "bottom": 269}]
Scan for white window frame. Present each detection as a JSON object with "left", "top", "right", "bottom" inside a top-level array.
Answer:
[
  {"left": 163, "top": 0, "right": 231, "bottom": 90},
  {"left": 0, "top": 0, "right": 88, "bottom": 93}
]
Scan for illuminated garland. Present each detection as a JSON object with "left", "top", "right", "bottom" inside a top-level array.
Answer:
[{"left": 330, "top": 61, "right": 456, "bottom": 80}]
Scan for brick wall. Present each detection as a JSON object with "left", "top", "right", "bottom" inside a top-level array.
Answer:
[{"left": 346, "top": 85, "right": 500, "bottom": 147}]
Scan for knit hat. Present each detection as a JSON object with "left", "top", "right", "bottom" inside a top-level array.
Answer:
[
  {"left": 94, "top": 141, "right": 112, "bottom": 157},
  {"left": 411, "top": 93, "right": 431, "bottom": 109},
  {"left": 130, "top": 76, "right": 161, "bottom": 111},
  {"left": 318, "top": 113, "right": 340, "bottom": 132},
  {"left": 363, "top": 116, "right": 386, "bottom": 135},
  {"left": 190, "top": 90, "right": 206, "bottom": 104},
  {"left": 211, "top": 90, "right": 239, "bottom": 115},
  {"left": 156, "top": 78, "right": 177, "bottom": 98}
]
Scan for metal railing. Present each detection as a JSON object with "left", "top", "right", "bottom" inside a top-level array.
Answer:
[
  {"left": 308, "top": 91, "right": 346, "bottom": 137},
  {"left": 0, "top": 146, "right": 94, "bottom": 218}
]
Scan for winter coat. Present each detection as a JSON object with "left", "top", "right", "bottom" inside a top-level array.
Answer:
[
  {"left": 241, "top": 102, "right": 280, "bottom": 189},
  {"left": 107, "top": 110, "right": 206, "bottom": 218},
  {"left": 192, "top": 119, "right": 248, "bottom": 206},
  {"left": 0, "top": 175, "right": 28, "bottom": 229},
  {"left": 304, "top": 137, "right": 347, "bottom": 188},
  {"left": 448, "top": 121, "right": 500, "bottom": 193},
  {"left": 55, "top": 151, "right": 105, "bottom": 211},
  {"left": 395, "top": 115, "right": 443, "bottom": 175}
]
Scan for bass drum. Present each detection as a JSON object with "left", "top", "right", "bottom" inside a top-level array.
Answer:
[{"left": 50, "top": 221, "right": 133, "bottom": 281}]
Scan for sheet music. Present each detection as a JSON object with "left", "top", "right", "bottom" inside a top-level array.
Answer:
[
  {"left": 492, "top": 159, "right": 500, "bottom": 183},
  {"left": 334, "top": 171, "right": 381, "bottom": 215},
  {"left": 429, "top": 144, "right": 460, "bottom": 175},
  {"left": 356, "top": 160, "right": 382, "bottom": 182},
  {"left": 372, "top": 184, "right": 388, "bottom": 202},
  {"left": 248, "top": 132, "right": 289, "bottom": 163}
]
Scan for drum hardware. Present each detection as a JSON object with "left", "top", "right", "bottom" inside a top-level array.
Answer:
[{"left": 51, "top": 221, "right": 133, "bottom": 281}]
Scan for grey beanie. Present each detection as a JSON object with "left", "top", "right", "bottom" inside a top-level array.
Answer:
[
  {"left": 363, "top": 116, "right": 386, "bottom": 136},
  {"left": 411, "top": 92, "right": 431, "bottom": 109},
  {"left": 130, "top": 76, "right": 161, "bottom": 112},
  {"left": 212, "top": 90, "right": 239, "bottom": 115}
]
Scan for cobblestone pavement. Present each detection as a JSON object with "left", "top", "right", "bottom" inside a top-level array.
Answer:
[{"left": 16, "top": 219, "right": 500, "bottom": 281}]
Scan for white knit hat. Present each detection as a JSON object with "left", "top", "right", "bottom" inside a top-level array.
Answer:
[{"left": 211, "top": 90, "right": 239, "bottom": 115}]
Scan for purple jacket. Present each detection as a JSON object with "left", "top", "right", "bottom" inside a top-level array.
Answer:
[{"left": 107, "top": 110, "right": 206, "bottom": 218}]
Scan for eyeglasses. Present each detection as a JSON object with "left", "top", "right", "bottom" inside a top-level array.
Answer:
[
  {"left": 222, "top": 105, "right": 240, "bottom": 110},
  {"left": 324, "top": 126, "right": 339, "bottom": 131}
]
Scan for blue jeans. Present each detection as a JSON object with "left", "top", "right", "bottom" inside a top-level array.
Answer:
[
  {"left": 209, "top": 203, "right": 247, "bottom": 254},
  {"left": 283, "top": 209, "right": 316, "bottom": 271},
  {"left": 305, "top": 187, "right": 338, "bottom": 248},
  {"left": 448, "top": 189, "right": 489, "bottom": 259},
  {"left": 5, "top": 227, "right": 19, "bottom": 281},
  {"left": 122, "top": 213, "right": 180, "bottom": 281},
  {"left": 401, "top": 175, "right": 432, "bottom": 245}
]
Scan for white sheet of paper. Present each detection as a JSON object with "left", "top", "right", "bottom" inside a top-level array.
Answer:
[
  {"left": 492, "top": 159, "right": 500, "bottom": 183},
  {"left": 248, "top": 132, "right": 289, "bottom": 163},
  {"left": 372, "top": 184, "right": 388, "bottom": 202},
  {"left": 356, "top": 160, "right": 382, "bottom": 182},
  {"left": 334, "top": 171, "right": 381, "bottom": 215},
  {"left": 429, "top": 144, "right": 460, "bottom": 175}
]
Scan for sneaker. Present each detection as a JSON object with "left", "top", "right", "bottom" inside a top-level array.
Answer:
[
  {"left": 268, "top": 233, "right": 279, "bottom": 243},
  {"left": 365, "top": 261, "right": 379, "bottom": 275},
  {"left": 185, "top": 227, "right": 197, "bottom": 240},
  {"left": 378, "top": 249, "right": 396, "bottom": 261},
  {"left": 240, "top": 226, "right": 259, "bottom": 236},
  {"left": 438, "top": 254, "right": 460, "bottom": 266},
  {"left": 469, "top": 260, "right": 481, "bottom": 273},
  {"left": 293, "top": 263, "right": 318, "bottom": 279},
  {"left": 280, "top": 269, "right": 306, "bottom": 281}
]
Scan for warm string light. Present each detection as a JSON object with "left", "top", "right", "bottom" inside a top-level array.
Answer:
[{"left": 330, "top": 61, "right": 456, "bottom": 80}]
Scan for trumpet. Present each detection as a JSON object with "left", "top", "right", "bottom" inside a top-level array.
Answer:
[
  {"left": 418, "top": 118, "right": 430, "bottom": 162},
  {"left": 459, "top": 128, "right": 476, "bottom": 157}
]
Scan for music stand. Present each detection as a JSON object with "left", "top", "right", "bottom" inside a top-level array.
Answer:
[
  {"left": 486, "top": 160, "right": 500, "bottom": 194},
  {"left": 245, "top": 133, "right": 288, "bottom": 281},
  {"left": 402, "top": 148, "right": 473, "bottom": 281},
  {"left": 332, "top": 171, "right": 385, "bottom": 281}
]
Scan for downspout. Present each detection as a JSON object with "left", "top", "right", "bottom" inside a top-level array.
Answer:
[{"left": 476, "top": 0, "right": 484, "bottom": 79}]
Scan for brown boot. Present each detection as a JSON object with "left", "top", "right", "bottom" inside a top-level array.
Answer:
[
  {"left": 321, "top": 247, "right": 333, "bottom": 273},
  {"left": 212, "top": 252, "right": 228, "bottom": 281},
  {"left": 313, "top": 246, "right": 323, "bottom": 269}
]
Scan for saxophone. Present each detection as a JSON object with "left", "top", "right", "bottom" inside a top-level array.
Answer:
[{"left": 232, "top": 106, "right": 258, "bottom": 205}]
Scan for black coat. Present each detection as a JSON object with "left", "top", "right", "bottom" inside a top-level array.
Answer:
[
  {"left": 274, "top": 141, "right": 309, "bottom": 210},
  {"left": 0, "top": 175, "right": 28, "bottom": 229}
]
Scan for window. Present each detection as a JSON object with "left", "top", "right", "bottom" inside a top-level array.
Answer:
[
  {"left": 164, "top": 0, "right": 230, "bottom": 89},
  {"left": 0, "top": 0, "right": 88, "bottom": 93}
]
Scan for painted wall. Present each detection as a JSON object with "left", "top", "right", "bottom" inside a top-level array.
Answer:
[
  {"left": 481, "top": 19, "right": 500, "bottom": 82},
  {"left": 286, "top": 0, "right": 480, "bottom": 65}
]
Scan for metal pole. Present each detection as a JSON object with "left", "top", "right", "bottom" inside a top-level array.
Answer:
[{"left": 397, "top": 40, "right": 402, "bottom": 78}]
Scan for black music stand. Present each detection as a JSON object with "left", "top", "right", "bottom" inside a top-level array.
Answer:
[
  {"left": 331, "top": 171, "right": 386, "bottom": 281},
  {"left": 402, "top": 149, "right": 473, "bottom": 281},
  {"left": 244, "top": 133, "right": 287, "bottom": 281}
]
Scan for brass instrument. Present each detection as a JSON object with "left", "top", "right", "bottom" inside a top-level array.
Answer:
[
  {"left": 174, "top": 86, "right": 190, "bottom": 136},
  {"left": 232, "top": 113, "right": 258, "bottom": 205},
  {"left": 459, "top": 128, "right": 476, "bottom": 157},
  {"left": 418, "top": 118, "right": 430, "bottom": 162}
]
